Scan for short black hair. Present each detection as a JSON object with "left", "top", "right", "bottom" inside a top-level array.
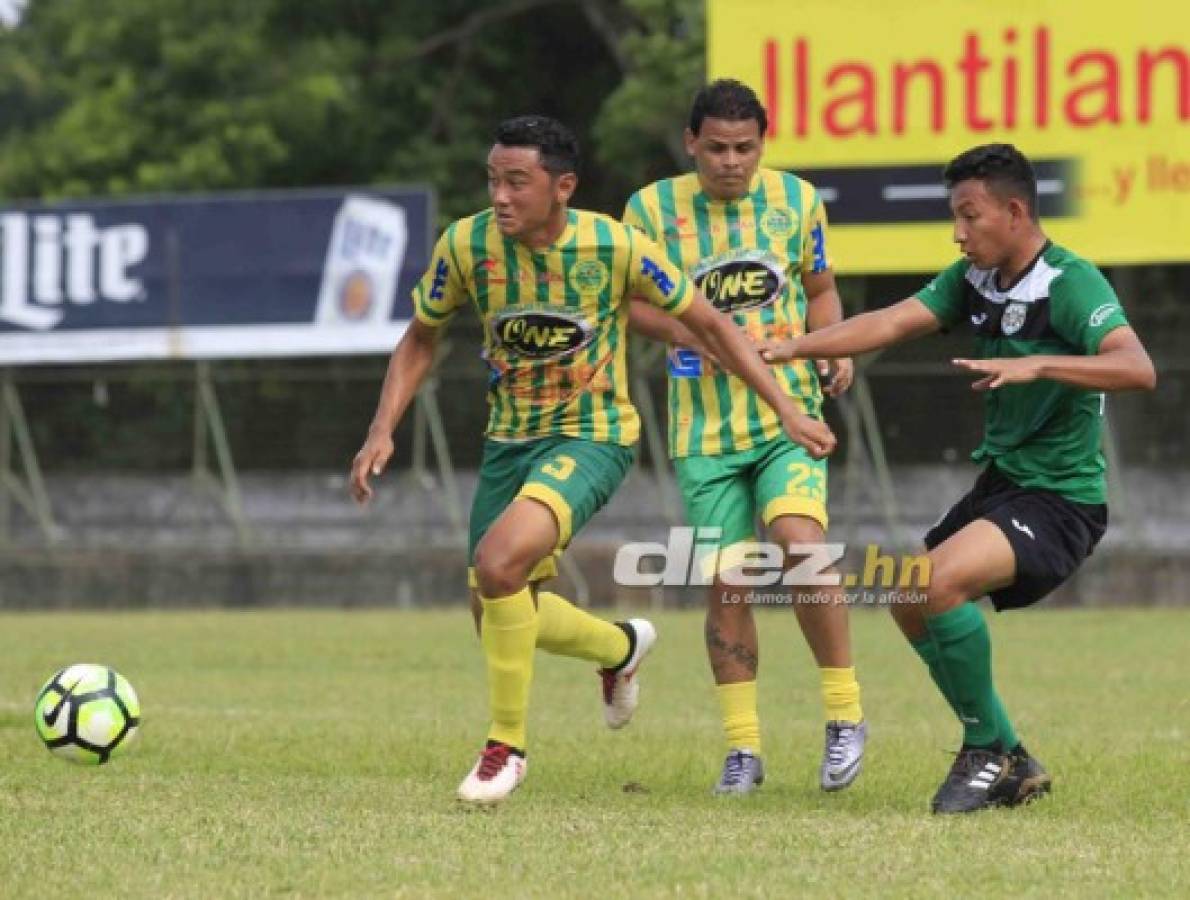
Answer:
[
  {"left": 689, "top": 79, "right": 768, "bottom": 137},
  {"left": 944, "top": 143, "right": 1038, "bottom": 219},
  {"left": 494, "top": 115, "right": 579, "bottom": 176}
]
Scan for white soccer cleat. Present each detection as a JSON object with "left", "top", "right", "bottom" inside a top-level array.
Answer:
[
  {"left": 456, "top": 741, "right": 527, "bottom": 804},
  {"left": 599, "top": 618, "right": 657, "bottom": 730}
]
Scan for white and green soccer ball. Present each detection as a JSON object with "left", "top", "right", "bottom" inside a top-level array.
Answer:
[{"left": 34, "top": 664, "right": 141, "bottom": 765}]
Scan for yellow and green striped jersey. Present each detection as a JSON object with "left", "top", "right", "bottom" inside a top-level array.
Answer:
[
  {"left": 624, "top": 168, "right": 830, "bottom": 458},
  {"left": 412, "top": 207, "right": 694, "bottom": 446}
]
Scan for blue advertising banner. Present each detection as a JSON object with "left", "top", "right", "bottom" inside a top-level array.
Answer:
[{"left": 0, "top": 186, "right": 433, "bottom": 363}]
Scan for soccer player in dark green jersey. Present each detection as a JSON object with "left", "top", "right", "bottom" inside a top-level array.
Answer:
[{"left": 760, "top": 143, "right": 1156, "bottom": 813}]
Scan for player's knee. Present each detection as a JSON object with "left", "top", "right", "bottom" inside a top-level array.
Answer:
[
  {"left": 923, "top": 564, "right": 969, "bottom": 610},
  {"left": 472, "top": 538, "right": 533, "bottom": 597}
]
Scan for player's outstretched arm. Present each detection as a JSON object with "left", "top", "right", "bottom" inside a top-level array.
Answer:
[
  {"left": 954, "top": 327, "right": 1157, "bottom": 392},
  {"left": 759, "top": 297, "right": 940, "bottom": 363},
  {"left": 678, "top": 297, "right": 836, "bottom": 458},
  {"left": 349, "top": 319, "right": 441, "bottom": 504}
]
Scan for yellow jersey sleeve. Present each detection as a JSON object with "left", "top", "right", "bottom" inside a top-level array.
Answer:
[
  {"left": 627, "top": 228, "right": 695, "bottom": 317},
  {"left": 412, "top": 227, "right": 467, "bottom": 328},
  {"left": 799, "top": 188, "right": 833, "bottom": 276},
  {"left": 622, "top": 191, "right": 658, "bottom": 240}
]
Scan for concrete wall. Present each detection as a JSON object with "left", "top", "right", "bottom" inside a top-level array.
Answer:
[{"left": 1, "top": 466, "right": 1185, "bottom": 609}]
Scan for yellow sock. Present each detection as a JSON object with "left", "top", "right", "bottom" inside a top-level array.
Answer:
[
  {"left": 480, "top": 587, "right": 538, "bottom": 750},
  {"left": 535, "top": 591, "right": 630, "bottom": 669},
  {"left": 821, "top": 666, "right": 863, "bottom": 724},
  {"left": 716, "top": 681, "right": 761, "bottom": 754}
]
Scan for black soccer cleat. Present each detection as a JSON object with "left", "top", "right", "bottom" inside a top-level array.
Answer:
[
  {"left": 930, "top": 746, "right": 1011, "bottom": 814},
  {"left": 990, "top": 745, "right": 1053, "bottom": 807}
]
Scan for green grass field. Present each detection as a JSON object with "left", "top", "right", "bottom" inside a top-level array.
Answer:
[{"left": 1, "top": 607, "right": 1188, "bottom": 898}]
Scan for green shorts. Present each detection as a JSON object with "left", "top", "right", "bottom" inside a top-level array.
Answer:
[
  {"left": 468, "top": 435, "right": 635, "bottom": 586},
  {"left": 675, "top": 435, "right": 828, "bottom": 576}
]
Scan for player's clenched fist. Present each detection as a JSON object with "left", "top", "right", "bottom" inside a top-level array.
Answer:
[
  {"left": 779, "top": 410, "right": 836, "bottom": 459},
  {"left": 349, "top": 430, "right": 394, "bottom": 504}
]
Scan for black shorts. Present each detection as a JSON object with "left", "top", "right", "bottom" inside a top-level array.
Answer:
[{"left": 923, "top": 464, "right": 1108, "bottom": 611}]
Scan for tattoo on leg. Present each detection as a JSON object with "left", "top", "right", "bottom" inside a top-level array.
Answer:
[{"left": 705, "top": 620, "right": 758, "bottom": 676}]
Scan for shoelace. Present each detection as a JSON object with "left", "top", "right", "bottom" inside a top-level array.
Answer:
[
  {"left": 722, "top": 751, "right": 750, "bottom": 786},
  {"left": 827, "top": 724, "right": 855, "bottom": 767},
  {"left": 477, "top": 743, "right": 511, "bottom": 780}
]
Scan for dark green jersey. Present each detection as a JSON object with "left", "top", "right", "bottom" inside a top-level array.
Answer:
[{"left": 916, "top": 242, "right": 1129, "bottom": 504}]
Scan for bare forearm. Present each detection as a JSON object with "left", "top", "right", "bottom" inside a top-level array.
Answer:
[
  {"left": 805, "top": 287, "right": 844, "bottom": 333},
  {"left": 630, "top": 300, "right": 697, "bottom": 346},
  {"left": 1036, "top": 349, "right": 1156, "bottom": 391},
  {"left": 369, "top": 332, "right": 437, "bottom": 434},
  {"left": 796, "top": 309, "right": 902, "bottom": 358},
  {"left": 700, "top": 315, "right": 793, "bottom": 416}
]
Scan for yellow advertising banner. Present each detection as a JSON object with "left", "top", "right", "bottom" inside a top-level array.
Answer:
[{"left": 708, "top": 0, "right": 1190, "bottom": 273}]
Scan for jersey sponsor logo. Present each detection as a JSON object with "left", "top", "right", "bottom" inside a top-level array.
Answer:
[
  {"left": 641, "top": 256, "right": 677, "bottom": 297},
  {"left": 1089, "top": 302, "right": 1119, "bottom": 327},
  {"left": 491, "top": 308, "right": 595, "bottom": 360},
  {"left": 759, "top": 206, "right": 798, "bottom": 241},
  {"left": 567, "top": 259, "right": 610, "bottom": 295},
  {"left": 667, "top": 347, "right": 703, "bottom": 378},
  {"left": 1001, "top": 301, "right": 1028, "bottom": 335},
  {"left": 692, "top": 248, "right": 786, "bottom": 314},
  {"left": 428, "top": 258, "right": 449, "bottom": 300}
]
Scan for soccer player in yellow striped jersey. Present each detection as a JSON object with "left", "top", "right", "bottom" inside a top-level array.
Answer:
[
  {"left": 627, "top": 80, "right": 866, "bottom": 795},
  {"left": 349, "top": 115, "right": 834, "bottom": 805}
]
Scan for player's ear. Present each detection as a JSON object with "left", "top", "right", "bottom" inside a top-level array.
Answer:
[
  {"left": 554, "top": 171, "right": 577, "bottom": 202},
  {"left": 684, "top": 128, "right": 697, "bottom": 158},
  {"left": 1007, "top": 195, "right": 1030, "bottom": 229}
]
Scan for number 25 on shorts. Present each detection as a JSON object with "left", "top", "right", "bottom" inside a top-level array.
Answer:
[{"left": 541, "top": 454, "right": 576, "bottom": 481}]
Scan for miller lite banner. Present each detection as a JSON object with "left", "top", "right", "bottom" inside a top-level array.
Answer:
[
  {"left": 708, "top": 0, "right": 1190, "bottom": 272},
  {"left": 0, "top": 186, "right": 432, "bottom": 364}
]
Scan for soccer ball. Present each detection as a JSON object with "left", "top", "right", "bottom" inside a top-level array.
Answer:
[{"left": 34, "top": 664, "right": 141, "bottom": 765}]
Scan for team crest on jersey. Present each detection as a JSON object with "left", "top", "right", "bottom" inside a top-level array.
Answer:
[
  {"left": 568, "top": 259, "right": 610, "bottom": 295},
  {"left": 1001, "top": 302, "right": 1028, "bottom": 335},
  {"left": 759, "top": 207, "right": 798, "bottom": 241},
  {"left": 492, "top": 308, "right": 595, "bottom": 360},
  {"left": 692, "top": 248, "right": 786, "bottom": 314}
]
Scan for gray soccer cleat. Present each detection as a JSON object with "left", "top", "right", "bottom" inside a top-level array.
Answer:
[
  {"left": 712, "top": 748, "right": 765, "bottom": 795},
  {"left": 820, "top": 720, "right": 867, "bottom": 791}
]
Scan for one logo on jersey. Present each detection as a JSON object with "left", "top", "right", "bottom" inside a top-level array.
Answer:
[
  {"left": 429, "top": 258, "right": 449, "bottom": 300},
  {"left": 641, "top": 257, "right": 677, "bottom": 297},
  {"left": 337, "top": 270, "right": 374, "bottom": 320},
  {"left": 1001, "top": 302, "right": 1028, "bottom": 336},
  {"left": 1089, "top": 302, "right": 1119, "bottom": 327},
  {"left": 970, "top": 312, "right": 988, "bottom": 327},
  {"left": 492, "top": 308, "right": 595, "bottom": 360},
  {"left": 759, "top": 207, "right": 798, "bottom": 241},
  {"left": 692, "top": 249, "right": 786, "bottom": 315},
  {"left": 1011, "top": 518, "right": 1036, "bottom": 540},
  {"left": 568, "top": 259, "right": 610, "bottom": 295}
]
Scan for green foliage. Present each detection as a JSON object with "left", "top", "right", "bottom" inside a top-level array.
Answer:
[{"left": 0, "top": 0, "right": 667, "bottom": 220}]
